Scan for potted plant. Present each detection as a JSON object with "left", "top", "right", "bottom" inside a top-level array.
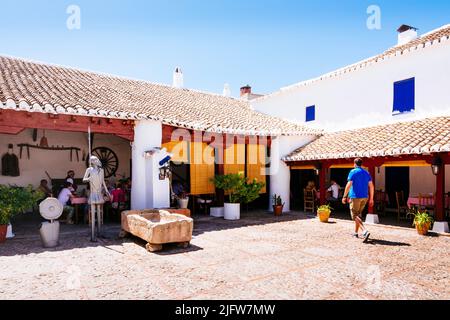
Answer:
[
  {"left": 212, "top": 174, "right": 245, "bottom": 220},
  {"left": 317, "top": 204, "right": 333, "bottom": 223},
  {"left": 272, "top": 194, "right": 285, "bottom": 216},
  {"left": 212, "top": 174, "right": 265, "bottom": 220},
  {"left": 0, "top": 185, "right": 43, "bottom": 243},
  {"left": 177, "top": 192, "right": 189, "bottom": 209},
  {"left": 413, "top": 211, "right": 434, "bottom": 236},
  {"left": 240, "top": 179, "right": 266, "bottom": 212}
]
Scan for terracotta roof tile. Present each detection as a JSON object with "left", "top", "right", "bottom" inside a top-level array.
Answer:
[
  {"left": 284, "top": 117, "right": 450, "bottom": 162},
  {"left": 0, "top": 55, "right": 319, "bottom": 137}
]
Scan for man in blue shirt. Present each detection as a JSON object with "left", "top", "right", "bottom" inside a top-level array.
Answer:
[{"left": 342, "top": 158, "right": 375, "bottom": 242}]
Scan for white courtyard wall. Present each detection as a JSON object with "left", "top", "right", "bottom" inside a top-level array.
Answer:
[
  {"left": 252, "top": 38, "right": 450, "bottom": 132},
  {"left": 0, "top": 129, "right": 131, "bottom": 187}
]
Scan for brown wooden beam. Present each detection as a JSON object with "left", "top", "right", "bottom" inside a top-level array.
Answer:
[{"left": 0, "top": 110, "right": 134, "bottom": 140}]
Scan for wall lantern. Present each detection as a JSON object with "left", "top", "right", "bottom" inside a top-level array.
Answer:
[
  {"left": 431, "top": 156, "right": 443, "bottom": 176},
  {"left": 159, "top": 164, "right": 171, "bottom": 180},
  {"left": 314, "top": 163, "right": 322, "bottom": 176}
]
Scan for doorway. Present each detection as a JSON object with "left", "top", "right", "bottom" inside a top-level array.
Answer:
[
  {"left": 385, "top": 167, "right": 410, "bottom": 208},
  {"left": 290, "top": 170, "right": 317, "bottom": 210}
]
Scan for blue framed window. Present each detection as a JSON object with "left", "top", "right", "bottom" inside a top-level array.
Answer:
[
  {"left": 306, "top": 105, "right": 315, "bottom": 122},
  {"left": 393, "top": 78, "right": 415, "bottom": 114}
]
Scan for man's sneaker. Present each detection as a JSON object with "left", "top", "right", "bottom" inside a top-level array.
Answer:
[
  {"left": 362, "top": 230, "right": 370, "bottom": 243},
  {"left": 352, "top": 233, "right": 359, "bottom": 239}
]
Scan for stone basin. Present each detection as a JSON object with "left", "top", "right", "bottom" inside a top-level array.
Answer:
[{"left": 121, "top": 210, "right": 194, "bottom": 252}]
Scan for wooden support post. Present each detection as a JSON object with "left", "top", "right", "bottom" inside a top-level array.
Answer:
[
  {"left": 215, "top": 135, "right": 226, "bottom": 207},
  {"left": 319, "top": 163, "right": 327, "bottom": 205},
  {"left": 368, "top": 166, "right": 376, "bottom": 214},
  {"left": 435, "top": 162, "right": 445, "bottom": 222}
]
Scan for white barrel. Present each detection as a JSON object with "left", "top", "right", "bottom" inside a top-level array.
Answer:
[
  {"left": 224, "top": 203, "right": 240, "bottom": 220},
  {"left": 39, "top": 222, "right": 60, "bottom": 248}
]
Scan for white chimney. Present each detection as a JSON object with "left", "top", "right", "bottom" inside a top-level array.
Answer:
[
  {"left": 173, "top": 67, "right": 184, "bottom": 88},
  {"left": 223, "top": 83, "right": 231, "bottom": 97},
  {"left": 397, "top": 25, "right": 418, "bottom": 46}
]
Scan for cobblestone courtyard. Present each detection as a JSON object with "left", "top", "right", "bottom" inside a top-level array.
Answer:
[{"left": 0, "top": 212, "right": 449, "bottom": 300}]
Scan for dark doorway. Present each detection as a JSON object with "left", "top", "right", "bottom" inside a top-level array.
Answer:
[
  {"left": 330, "top": 169, "right": 351, "bottom": 189},
  {"left": 290, "top": 170, "right": 317, "bottom": 210},
  {"left": 385, "top": 167, "right": 410, "bottom": 208}
]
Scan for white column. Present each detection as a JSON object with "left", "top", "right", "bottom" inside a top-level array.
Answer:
[
  {"left": 269, "top": 135, "right": 316, "bottom": 213},
  {"left": 131, "top": 120, "right": 170, "bottom": 210}
]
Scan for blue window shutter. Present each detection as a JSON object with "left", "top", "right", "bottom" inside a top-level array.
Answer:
[
  {"left": 306, "top": 105, "right": 315, "bottom": 122},
  {"left": 393, "top": 78, "right": 415, "bottom": 113}
]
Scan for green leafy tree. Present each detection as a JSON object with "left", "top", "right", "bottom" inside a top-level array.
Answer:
[
  {"left": 0, "top": 185, "right": 43, "bottom": 225},
  {"left": 240, "top": 179, "right": 266, "bottom": 205},
  {"left": 212, "top": 174, "right": 245, "bottom": 203},
  {"left": 212, "top": 174, "right": 265, "bottom": 205}
]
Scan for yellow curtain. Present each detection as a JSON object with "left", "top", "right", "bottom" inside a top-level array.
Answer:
[
  {"left": 162, "top": 141, "right": 189, "bottom": 163},
  {"left": 224, "top": 144, "right": 245, "bottom": 175},
  {"left": 190, "top": 142, "right": 215, "bottom": 195},
  {"left": 247, "top": 144, "right": 267, "bottom": 193}
]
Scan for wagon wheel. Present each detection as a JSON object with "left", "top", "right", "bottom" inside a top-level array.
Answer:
[{"left": 86, "top": 147, "right": 119, "bottom": 178}]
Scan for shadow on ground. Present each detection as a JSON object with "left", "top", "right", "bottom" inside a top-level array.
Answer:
[{"left": 366, "top": 238, "right": 411, "bottom": 247}]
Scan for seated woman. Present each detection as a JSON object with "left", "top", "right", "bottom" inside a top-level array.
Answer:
[
  {"left": 57, "top": 181, "right": 75, "bottom": 224},
  {"left": 305, "top": 181, "right": 319, "bottom": 201}
]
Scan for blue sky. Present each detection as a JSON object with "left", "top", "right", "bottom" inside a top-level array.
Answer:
[{"left": 1, "top": 0, "right": 449, "bottom": 97}]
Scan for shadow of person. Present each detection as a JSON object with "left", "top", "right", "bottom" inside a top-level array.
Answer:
[{"left": 366, "top": 238, "right": 411, "bottom": 247}]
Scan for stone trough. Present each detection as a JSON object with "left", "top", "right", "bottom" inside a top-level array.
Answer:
[{"left": 120, "top": 210, "right": 194, "bottom": 252}]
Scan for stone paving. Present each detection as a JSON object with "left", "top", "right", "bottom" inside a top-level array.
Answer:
[{"left": 0, "top": 212, "right": 449, "bottom": 300}]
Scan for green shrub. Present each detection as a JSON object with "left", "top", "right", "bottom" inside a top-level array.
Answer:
[
  {"left": 240, "top": 179, "right": 266, "bottom": 205},
  {"left": 413, "top": 211, "right": 434, "bottom": 228},
  {"left": 0, "top": 185, "right": 43, "bottom": 225},
  {"left": 212, "top": 174, "right": 265, "bottom": 204}
]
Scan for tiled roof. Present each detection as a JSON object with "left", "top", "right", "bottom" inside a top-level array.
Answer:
[
  {"left": 284, "top": 117, "right": 450, "bottom": 162},
  {"left": 255, "top": 24, "right": 450, "bottom": 102},
  {"left": 0, "top": 55, "right": 319, "bottom": 136}
]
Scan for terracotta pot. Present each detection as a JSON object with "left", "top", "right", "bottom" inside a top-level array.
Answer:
[
  {"left": 273, "top": 205, "right": 284, "bottom": 216},
  {"left": 416, "top": 223, "right": 431, "bottom": 236},
  {"left": 0, "top": 225, "right": 7, "bottom": 243},
  {"left": 317, "top": 209, "right": 331, "bottom": 223}
]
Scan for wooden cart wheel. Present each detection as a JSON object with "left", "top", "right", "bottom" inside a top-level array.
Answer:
[{"left": 86, "top": 147, "right": 119, "bottom": 178}]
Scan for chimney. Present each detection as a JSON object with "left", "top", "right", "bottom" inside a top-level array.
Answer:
[
  {"left": 223, "top": 83, "right": 231, "bottom": 97},
  {"left": 397, "top": 25, "right": 418, "bottom": 46},
  {"left": 240, "top": 85, "right": 252, "bottom": 98},
  {"left": 173, "top": 67, "right": 184, "bottom": 88}
]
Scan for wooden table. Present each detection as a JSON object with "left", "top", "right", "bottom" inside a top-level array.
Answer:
[
  {"left": 407, "top": 195, "right": 449, "bottom": 209},
  {"left": 71, "top": 197, "right": 88, "bottom": 224}
]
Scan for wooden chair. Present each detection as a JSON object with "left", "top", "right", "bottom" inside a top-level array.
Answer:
[
  {"left": 374, "top": 190, "right": 387, "bottom": 215},
  {"left": 418, "top": 193, "right": 435, "bottom": 216},
  {"left": 304, "top": 189, "right": 315, "bottom": 213},
  {"left": 395, "top": 191, "right": 413, "bottom": 222},
  {"left": 192, "top": 194, "right": 214, "bottom": 215}
]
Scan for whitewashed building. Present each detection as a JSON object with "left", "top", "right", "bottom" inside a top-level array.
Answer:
[{"left": 251, "top": 24, "right": 450, "bottom": 232}]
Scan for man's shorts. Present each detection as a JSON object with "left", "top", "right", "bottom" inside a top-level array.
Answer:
[{"left": 350, "top": 198, "right": 368, "bottom": 221}]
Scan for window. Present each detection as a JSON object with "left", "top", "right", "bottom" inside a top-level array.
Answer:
[
  {"left": 306, "top": 105, "right": 315, "bottom": 122},
  {"left": 393, "top": 78, "right": 415, "bottom": 114}
]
